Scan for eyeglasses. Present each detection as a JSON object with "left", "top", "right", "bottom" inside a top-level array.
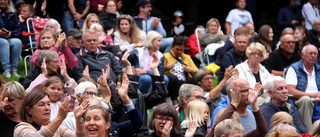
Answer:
[
  {"left": 284, "top": 41, "right": 295, "bottom": 44},
  {"left": 304, "top": 52, "right": 318, "bottom": 56},
  {"left": 192, "top": 95, "right": 206, "bottom": 100},
  {"left": 155, "top": 117, "right": 173, "bottom": 123},
  {"left": 83, "top": 91, "right": 98, "bottom": 97},
  {"left": 107, "top": 5, "right": 116, "bottom": 7},
  {"left": 251, "top": 52, "right": 262, "bottom": 57},
  {"left": 202, "top": 77, "right": 213, "bottom": 81}
]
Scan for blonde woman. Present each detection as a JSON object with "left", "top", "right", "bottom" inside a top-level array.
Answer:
[
  {"left": 114, "top": 14, "right": 146, "bottom": 52},
  {"left": 235, "top": 42, "right": 272, "bottom": 106},
  {"left": 181, "top": 100, "right": 210, "bottom": 136},
  {"left": 271, "top": 112, "right": 293, "bottom": 128},
  {"left": 81, "top": 13, "right": 100, "bottom": 32},
  {"left": 199, "top": 18, "right": 227, "bottom": 48}
]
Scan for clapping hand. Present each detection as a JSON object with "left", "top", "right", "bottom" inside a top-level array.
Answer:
[
  {"left": 83, "top": 65, "right": 90, "bottom": 80},
  {"left": 74, "top": 99, "right": 89, "bottom": 123},
  {"left": 0, "top": 85, "right": 8, "bottom": 110},
  {"left": 60, "top": 59, "right": 71, "bottom": 81},
  {"left": 57, "top": 96, "right": 70, "bottom": 120},
  {"left": 117, "top": 74, "right": 131, "bottom": 105},
  {"left": 102, "top": 64, "right": 110, "bottom": 80},
  {"left": 248, "top": 82, "right": 261, "bottom": 112},
  {"left": 41, "top": 58, "right": 49, "bottom": 78},
  {"left": 121, "top": 51, "right": 131, "bottom": 67},
  {"left": 230, "top": 82, "right": 241, "bottom": 108},
  {"left": 99, "top": 75, "right": 111, "bottom": 102},
  {"left": 184, "top": 120, "right": 197, "bottom": 137}
]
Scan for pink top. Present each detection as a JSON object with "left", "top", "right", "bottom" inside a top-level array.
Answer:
[{"left": 32, "top": 46, "right": 78, "bottom": 70}]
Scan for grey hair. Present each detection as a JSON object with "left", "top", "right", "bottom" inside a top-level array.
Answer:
[
  {"left": 75, "top": 81, "right": 97, "bottom": 97},
  {"left": 214, "top": 119, "right": 244, "bottom": 137},
  {"left": 4, "top": 81, "right": 25, "bottom": 99},
  {"left": 225, "top": 77, "right": 239, "bottom": 98},
  {"left": 309, "top": 120, "right": 320, "bottom": 136},
  {"left": 267, "top": 124, "right": 298, "bottom": 135},
  {"left": 312, "top": 18, "right": 320, "bottom": 30},
  {"left": 281, "top": 27, "right": 294, "bottom": 36},
  {"left": 266, "top": 76, "right": 285, "bottom": 92},
  {"left": 82, "top": 29, "right": 99, "bottom": 41},
  {"left": 36, "top": 50, "right": 59, "bottom": 67},
  {"left": 178, "top": 84, "right": 202, "bottom": 107},
  {"left": 302, "top": 44, "right": 318, "bottom": 54},
  {"left": 195, "top": 69, "right": 214, "bottom": 82},
  {"left": 45, "top": 19, "right": 62, "bottom": 34}
]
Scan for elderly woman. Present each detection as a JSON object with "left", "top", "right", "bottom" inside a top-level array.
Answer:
[
  {"left": 235, "top": 42, "right": 272, "bottom": 106},
  {"left": 0, "top": 81, "right": 25, "bottom": 137},
  {"left": 31, "top": 29, "right": 78, "bottom": 70},
  {"left": 44, "top": 19, "right": 62, "bottom": 37},
  {"left": 114, "top": 14, "right": 146, "bottom": 52},
  {"left": 254, "top": 25, "right": 275, "bottom": 57},
  {"left": 0, "top": 0, "right": 22, "bottom": 78},
  {"left": 200, "top": 18, "right": 228, "bottom": 49},
  {"left": 308, "top": 19, "right": 320, "bottom": 49},
  {"left": 99, "top": 0, "right": 117, "bottom": 31},
  {"left": 122, "top": 31, "right": 169, "bottom": 94},
  {"left": 146, "top": 103, "right": 182, "bottom": 137},
  {"left": 14, "top": 89, "right": 89, "bottom": 137},
  {"left": 164, "top": 36, "right": 198, "bottom": 105}
]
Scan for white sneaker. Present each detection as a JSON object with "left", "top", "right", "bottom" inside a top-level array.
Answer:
[
  {"left": 3, "top": 70, "right": 11, "bottom": 78},
  {"left": 12, "top": 69, "right": 20, "bottom": 77}
]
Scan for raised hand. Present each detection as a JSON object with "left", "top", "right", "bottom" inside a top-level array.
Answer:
[
  {"left": 150, "top": 53, "right": 160, "bottom": 70},
  {"left": 117, "top": 74, "right": 130, "bottom": 105},
  {"left": 99, "top": 75, "right": 111, "bottom": 102},
  {"left": 184, "top": 120, "right": 197, "bottom": 137},
  {"left": 230, "top": 82, "right": 241, "bottom": 108},
  {"left": 60, "top": 59, "right": 71, "bottom": 81},
  {"left": 83, "top": 65, "right": 90, "bottom": 80},
  {"left": 0, "top": 85, "right": 8, "bottom": 110},
  {"left": 41, "top": 0, "right": 47, "bottom": 15},
  {"left": 101, "top": 64, "right": 110, "bottom": 80},
  {"left": 160, "top": 120, "right": 173, "bottom": 137},
  {"left": 55, "top": 33, "right": 67, "bottom": 48},
  {"left": 57, "top": 96, "right": 70, "bottom": 120},
  {"left": 248, "top": 82, "right": 261, "bottom": 111},
  {"left": 121, "top": 51, "right": 131, "bottom": 67},
  {"left": 41, "top": 58, "right": 49, "bottom": 78},
  {"left": 107, "top": 28, "right": 114, "bottom": 36},
  {"left": 74, "top": 99, "right": 89, "bottom": 123}
]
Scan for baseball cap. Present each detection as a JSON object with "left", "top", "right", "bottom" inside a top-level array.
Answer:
[
  {"left": 136, "top": 0, "right": 151, "bottom": 7},
  {"left": 67, "top": 29, "right": 82, "bottom": 38}
]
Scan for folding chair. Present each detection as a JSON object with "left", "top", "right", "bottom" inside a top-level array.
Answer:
[
  {"left": 24, "top": 55, "right": 33, "bottom": 76},
  {"left": 26, "top": 17, "right": 50, "bottom": 50}
]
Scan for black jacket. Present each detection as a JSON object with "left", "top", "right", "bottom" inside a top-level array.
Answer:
[{"left": 99, "top": 11, "right": 117, "bottom": 31}]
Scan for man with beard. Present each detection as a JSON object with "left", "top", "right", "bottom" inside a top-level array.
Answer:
[{"left": 265, "top": 34, "right": 301, "bottom": 76}]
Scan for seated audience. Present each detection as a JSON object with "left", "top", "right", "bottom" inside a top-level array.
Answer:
[
  {"left": 186, "top": 25, "right": 204, "bottom": 58},
  {"left": 181, "top": 100, "right": 210, "bottom": 137},
  {"left": 66, "top": 29, "right": 82, "bottom": 54},
  {"left": 14, "top": 90, "right": 89, "bottom": 136},
  {"left": 0, "top": 0, "right": 22, "bottom": 78},
  {"left": 235, "top": 42, "right": 272, "bottom": 106},
  {"left": 164, "top": 36, "right": 198, "bottom": 105},
  {"left": 114, "top": 14, "right": 145, "bottom": 52},
  {"left": 44, "top": 19, "right": 62, "bottom": 37},
  {"left": 31, "top": 29, "right": 78, "bottom": 71},
  {"left": 0, "top": 82, "right": 25, "bottom": 137},
  {"left": 99, "top": 0, "right": 117, "bottom": 32},
  {"left": 260, "top": 76, "right": 307, "bottom": 133},
  {"left": 200, "top": 18, "right": 228, "bottom": 49},
  {"left": 265, "top": 34, "right": 301, "bottom": 77},
  {"left": 72, "top": 29, "right": 121, "bottom": 82},
  {"left": 120, "top": 31, "right": 168, "bottom": 94},
  {"left": 171, "top": 10, "right": 185, "bottom": 36},
  {"left": 308, "top": 19, "right": 320, "bottom": 49},
  {"left": 254, "top": 25, "right": 275, "bottom": 57}
]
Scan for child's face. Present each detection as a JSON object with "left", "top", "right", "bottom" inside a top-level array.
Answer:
[
  {"left": 203, "top": 106, "right": 209, "bottom": 121},
  {"left": 96, "top": 28, "right": 103, "bottom": 33},
  {"left": 175, "top": 16, "right": 182, "bottom": 24},
  {"left": 44, "top": 82, "right": 63, "bottom": 103}
]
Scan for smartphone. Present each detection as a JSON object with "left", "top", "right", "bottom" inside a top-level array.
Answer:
[{"left": 2, "top": 28, "right": 9, "bottom": 34}]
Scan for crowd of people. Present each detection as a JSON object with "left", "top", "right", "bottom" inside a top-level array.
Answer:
[{"left": 2, "top": 0, "right": 320, "bottom": 136}]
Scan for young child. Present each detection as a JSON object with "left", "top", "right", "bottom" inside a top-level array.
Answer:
[
  {"left": 171, "top": 10, "right": 185, "bottom": 36},
  {"left": 181, "top": 100, "right": 211, "bottom": 136},
  {"left": 90, "top": 24, "right": 114, "bottom": 47}
]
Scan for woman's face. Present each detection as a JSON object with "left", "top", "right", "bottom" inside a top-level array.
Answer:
[
  {"left": 88, "top": 16, "right": 99, "bottom": 29},
  {"left": 277, "top": 117, "right": 293, "bottom": 126},
  {"left": 249, "top": 48, "right": 262, "bottom": 63},
  {"left": 268, "top": 28, "right": 274, "bottom": 41},
  {"left": 40, "top": 32, "right": 55, "bottom": 49},
  {"left": 119, "top": 19, "right": 131, "bottom": 34},
  {"left": 27, "top": 96, "right": 51, "bottom": 125},
  {"left": 172, "top": 45, "right": 185, "bottom": 58},
  {"left": 46, "top": 57, "right": 59, "bottom": 74},
  {"left": 315, "top": 23, "right": 320, "bottom": 33},
  {"left": 294, "top": 29, "right": 305, "bottom": 42},
  {"left": 43, "top": 82, "right": 63, "bottom": 103},
  {"left": 152, "top": 37, "right": 163, "bottom": 51},
  {"left": 85, "top": 109, "right": 110, "bottom": 137},
  {"left": 203, "top": 106, "right": 209, "bottom": 122},
  {"left": 208, "top": 21, "right": 218, "bottom": 34},
  {"left": 106, "top": 1, "right": 116, "bottom": 14},
  {"left": 0, "top": 0, "right": 8, "bottom": 9},
  {"left": 154, "top": 115, "right": 174, "bottom": 134},
  {"left": 45, "top": 23, "right": 57, "bottom": 33}
]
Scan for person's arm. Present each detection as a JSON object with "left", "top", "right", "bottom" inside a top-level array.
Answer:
[
  {"left": 80, "top": 1, "right": 90, "bottom": 19},
  {"left": 288, "top": 85, "right": 320, "bottom": 99},
  {"left": 25, "top": 74, "right": 48, "bottom": 94},
  {"left": 31, "top": 49, "right": 41, "bottom": 67},
  {"left": 68, "top": 0, "right": 77, "bottom": 16},
  {"left": 277, "top": 9, "right": 295, "bottom": 27},
  {"left": 173, "top": 24, "right": 185, "bottom": 35},
  {"left": 62, "top": 46, "right": 78, "bottom": 69},
  {"left": 154, "top": 20, "right": 167, "bottom": 37},
  {"left": 224, "top": 22, "right": 231, "bottom": 36},
  {"left": 209, "top": 66, "right": 236, "bottom": 100},
  {"left": 270, "top": 70, "right": 284, "bottom": 76}
]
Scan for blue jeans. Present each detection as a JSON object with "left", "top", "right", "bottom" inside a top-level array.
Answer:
[
  {"left": 139, "top": 74, "right": 169, "bottom": 94},
  {"left": 160, "top": 37, "right": 173, "bottom": 53},
  {"left": 62, "top": 11, "right": 74, "bottom": 33},
  {"left": 0, "top": 38, "right": 22, "bottom": 70}
]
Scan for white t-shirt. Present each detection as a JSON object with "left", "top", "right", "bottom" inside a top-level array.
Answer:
[
  {"left": 226, "top": 9, "right": 254, "bottom": 34},
  {"left": 50, "top": 103, "right": 59, "bottom": 122},
  {"left": 285, "top": 66, "right": 318, "bottom": 100}
]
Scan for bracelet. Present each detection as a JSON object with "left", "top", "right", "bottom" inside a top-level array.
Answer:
[{"left": 76, "top": 118, "right": 84, "bottom": 125}]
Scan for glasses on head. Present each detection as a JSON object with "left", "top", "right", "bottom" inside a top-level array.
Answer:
[
  {"left": 192, "top": 95, "right": 206, "bottom": 100},
  {"left": 284, "top": 41, "right": 295, "bottom": 44},
  {"left": 83, "top": 91, "right": 98, "bottom": 97},
  {"left": 251, "top": 52, "right": 262, "bottom": 57},
  {"left": 202, "top": 77, "right": 213, "bottom": 81},
  {"left": 304, "top": 52, "right": 318, "bottom": 56},
  {"left": 155, "top": 117, "right": 173, "bottom": 123}
]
